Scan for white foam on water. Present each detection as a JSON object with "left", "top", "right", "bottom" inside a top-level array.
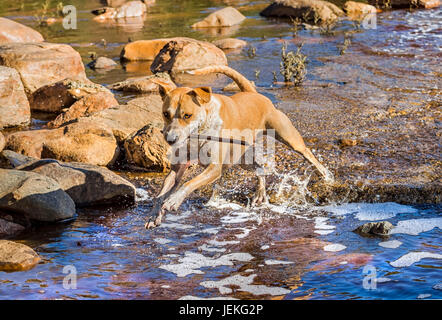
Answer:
[
  {"left": 433, "top": 283, "right": 442, "bottom": 290},
  {"left": 179, "top": 295, "right": 238, "bottom": 300},
  {"left": 221, "top": 211, "right": 262, "bottom": 225},
  {"left": 198, "top": 244, "right": 226, "bottom": 253},
  {"left": 391, "top": 218, "right": 442, "bottom": 236},
  {"left": 376, "top": 277, "right": 392, "bottom": 283},
  {"left": 314, "top": 217, "right": 335, "bottom": 230},
  {"left": 260, "top": 245, "right": 270, "bottom": 250},
  {"left": 390, "top": 251, "right": 442, "bottom": 268},
  {"left": 135, "top": 188, "right": 150, "bottom": 202},
  {"left": 206, "top": 197, "right": 243, "bottom": 211},
  {"left": 339, "top": 261, "right": 348, "bottom": 265},
  {"left": 265, "top": 259, "right": 294, "bottom": 265},
  {"left": 165, "top": 210, "right": 192, "bottom": 222},
  {"left": 160, "top": 251, "right": 254, "bottom": 277},
  {"left": 154, "top": 238, "right": 172, "bottom": 245},
  {"left": 315, "top": 230, "right": 334, "bottom": 235},
  {"left": 323, "top": 244, "right": 347, "bottom": 252},
  {"left": 417, "top": 294, "right": 432, "bottom": 299},
  {"left": 379, "top": 240, "right": 403, "bottom": 249},
  {"left": 161, "top": 285, "right": 170, "bottom": 289},
  {"left": 244, "top": 269, "right": 254, "bottom": 273},
  {"left": 208, "top": 239, "right": 240, "bottom": 246},
  {"left": 200, "top": 274, "right": 290, "bottom": 296},
  {"left": 161, "top": 222, "right": 194, "bottom": 230},
  {"left": 201, "top": 227, "right": 220, "bottom": 235},
  {"left": 321, "top": 202, "right": 418, "bottom": 221}
]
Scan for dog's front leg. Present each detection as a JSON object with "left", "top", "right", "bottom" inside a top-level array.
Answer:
[
  {"left": 145, "top": 163, "right": 188, "bottom": 229},
  {"left": 162, "top": 164, "right": 223, "bottom": 212}
]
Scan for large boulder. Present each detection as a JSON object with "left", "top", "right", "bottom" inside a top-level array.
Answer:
[
  {"left": 192, "top": 7, "right": 246, "bottom": 28},
  {"left": 344, "top": 1, "right": 376, "bottom": 19},
  {"left": 0, "top": 169, "right": 75, "bottom": 222},
  {"left": 29, "top": 78, "right": 116, "bottom": 114},
  {"left": 124, "top": 124, "right": 170, "bottom": 170},
  {"left": 109, "top": 73, "right": 176, "bottom": 94},
  {"left": 120, "top": 38, "right": 182, "bottom": 61},
  {"left": 93, "top": 1, "right": 147, "bottom": 20},
  {"left": 150, "top": 38, "right": 228, "bottom": 74},
  {"left": 0, "top": 66, "right": 31, "bottom": 129},
  {"left": 48, "top": 91, "right": 118, "bottom": 128},
  {"left": 0, "top": 42, "right": 87, "bottom": 96},
  {"left": 6, "top": 121, "right": 119, "bottom": 166},
  {"left": 0, "top": 17, "right": 44, "bottom": 44},
  {"left": 0, "top": 240, "right": 40, "bottom": 272},
  {"left": 11, "top": 156, "right": 136, "bottom": 207},
  {"left": 260, "top": 0, "right": 344, "bottom": 24}
]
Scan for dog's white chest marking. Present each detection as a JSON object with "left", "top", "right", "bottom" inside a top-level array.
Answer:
[{"left": 198, "top": 96, "right": 223, "bottom": 137}]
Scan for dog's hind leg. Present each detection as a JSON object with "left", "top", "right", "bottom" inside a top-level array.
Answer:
[{"left": 266, "top": 109, "right": 333, "bottom": 182}]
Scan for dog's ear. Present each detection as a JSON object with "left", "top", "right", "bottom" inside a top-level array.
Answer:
[
  {"left": 150, "top": 79, "right": 176, "bottom": 100},
  {"left": 189, "top": 87, "right": 212, "bottom": 105}
]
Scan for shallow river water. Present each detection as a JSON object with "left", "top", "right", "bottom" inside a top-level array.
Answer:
[{"left": 0, "top": 0, "right": 440, "bottom": 299}]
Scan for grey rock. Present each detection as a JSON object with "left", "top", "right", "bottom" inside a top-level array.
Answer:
[{"left": 354, "top": 221, "right": 394, "bottom": 236}]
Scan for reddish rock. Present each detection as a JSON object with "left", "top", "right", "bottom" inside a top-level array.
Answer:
[
  {"left": 0, "top": 43, "right": 87, "bottom": 96},
  {"left": 0, "top": 17, "right": 44, "bottom": 44},
  {"left": 0, "top": 240, "right": 40, "bottom": 272},
  {"left": 344, "top": 1, "right": 377, "bottom": 19},
  {"left": 93, "top": 1, "right": 147, "bottom": 20},
  {"left": 0, "top": 132, "right": 5, "bottom": 153},
  {"left": 0, "top": 66, "right": 30, "bottom": 129},
  {"left": 192, "top": 7, "right": 246, "bottom": 28},
  {"left": 121, "top": 38, "right": 181, "bottom": 61}
]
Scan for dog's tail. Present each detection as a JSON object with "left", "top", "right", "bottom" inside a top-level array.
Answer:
[{"left": 187, "top": 66, "right": 257, "bottom": 93}]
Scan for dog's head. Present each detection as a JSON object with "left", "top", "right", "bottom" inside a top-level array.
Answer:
[{"left": 154, "top": 79, "right": 212, "bottom": 147}]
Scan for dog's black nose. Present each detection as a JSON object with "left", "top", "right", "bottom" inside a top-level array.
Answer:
[{"left": 166, "top": 134, "right": 178, "bottom": 145}]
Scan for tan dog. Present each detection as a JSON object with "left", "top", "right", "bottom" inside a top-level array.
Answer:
[{"left": 145, "top": 66, "right": 332, "bottom": 229}]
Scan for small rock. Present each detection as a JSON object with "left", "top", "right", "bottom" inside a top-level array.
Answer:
[
  {"left": 0, "top": 17, "right": 44, "bottom": 44},
  {"left": 338, "top": 138, "right": 358, "bottom": 147},
  {"left": 213, "top": 38, "right": 248, "bottom": 50},
  {"left": 192, "top": 7, "right": 246, "bottom": 28},
  {"left": 354, "top": 221, "right": 394, "bottom": 236},
  {"left": 88, "top": 56, "right": 118, "bottom": 70},
  {"left": 0, "top": 240, "right": 40, "bottom": 272},
  {"left": 93, "top": 1, "right": 147, "bottom": 20}
]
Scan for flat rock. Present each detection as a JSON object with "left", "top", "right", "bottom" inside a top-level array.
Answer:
[
  {"left": 0, "top": 66, "right": 31, "bottom": 129},
  {"left": 150, "top": 38, "right": 227, "bottom": 74},
  {"left": 0, "top": 17, "right": 44, "bottom": 44},
  {"left": 15, "top": 157, "right": 136, "bottom": 207},
  {"left": 0, "top": 42, "right": 87, "bottom": 96},
  {"left": 0, "top": 240, "right": 40, "bottom": 272},
  {"left": 0, "top": 169, "right": 75, "bottom": 222},
  {"left": 109, "top": 73, "right": 176, "bottom": 93},
  {"left": 260, "top": 0, "right": 344, "bottom": 24},
  {"left": 192, "top": 7, "right": 246, "bottom": 28}
]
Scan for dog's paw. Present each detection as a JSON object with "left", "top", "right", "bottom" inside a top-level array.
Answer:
[
  {"left": 162, "top": 190, "right": 186, "bottom": 211},
  {"left": 251, "top": 190, "right": 268, "bottom": 207},
  {"left": 145, "top": 216, "right": 162, "bottom": 230}
]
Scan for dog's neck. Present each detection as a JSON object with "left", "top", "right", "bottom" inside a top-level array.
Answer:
[{"left": 197, "top": 95, "right": 223, "bottom": 136}]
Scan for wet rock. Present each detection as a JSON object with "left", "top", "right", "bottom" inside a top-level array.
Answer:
[
  {"left": 260, "top": 0, "right": 344, "bottom": 24},
  {"left": 109, "top": 73, "right": 176, "bottom": 94},
  {"left": 213, "top": 38, "right": 248, "bottom": 50},
  {"left": 0, "top": 240, "right": 40, "bottom": 272},
  {"left": 88, "top": 56, "right": 118, "bottom": 70},
  {"left": 354, "top": 221, "right": 394, "bottom": 237},
  {"left": 0, "top": 217, "right": 25, "bottom": 237},
  {"left": 151, "top": 38, "right": 228, "bottom": 74},
  {"left": 124, "top": 124, "right": 170, "bottom": 170},
  {"left": 0, "top": 169, "right": 75, "bottom": 222},
  {"left": 192, "top": 7, "right": 246, "bottom": 28},
  {"left": 93, "top": 1, "right": 147, "bottom": 20},
  {"left": 368, "top": 0, "right": 440, "bottom": 9},
  {"left": 0, "top": 132, "right": 5, "bottom": 153},
  {"left": 337, "top": 138, "right": 359, "bottom": 147},
  {"left": 6, "top": 121, "right": 119, "bottom": 166},
  {"left": 0, "top": 17, "right": 44, "bottom": 44},
  {"left": 29, "top": 78, "right": 111, "bottom": 113},
  {"left": 47, "top": 91, "right": 119, "bottom": 128},
  {"left": 343, "top": 1, "right": 376, "bottom": 19},
  {"left": 0, "top": 43, "right": 87, "bottom": 96},
  {"left": 0, "top": 66, "right": 31, "bottom": 129},
  {"left": 14, "top": 156, "right": 136, "bottom": 206},
  {"left": 121, "top": 39, "right": 176, "bottom": 61}
]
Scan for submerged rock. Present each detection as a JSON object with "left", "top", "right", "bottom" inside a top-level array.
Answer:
[
  {"left": 124, "top": 124, "right": 170, "bottom": 171},
  {"left": 150, "top": 38, "right": 228, "bottom": 74},
  {"left": 88, "top": 56, "right": 118, "bottom": 70},
  {"left": 0, "top": 169, "right": 75, "bottom": 222},
  {"left": 0, "top": 17, "right": 44, "bottom": 44},
  {"left": 92, "top": 1, "right": 147, "bottom": 20},
  {"left": 260, "top": 0, "right": 344, "bottom": 24},
  {"left": 0, "top": 66, "right": 31, "bottom": 129},
  {"left": 15, "top": 157, "right": 136, "bottom": 207},
  {"left": 0, "top": 240, "right": 40, "bottom": 272},
  {"left": 120, "top": 39, "right": 176, "bottom": 61},
  {"left": 192, "top": 7, "right": 246, "bottom": 28},
  {"left": 354, "top": 221, "right": 394, "bottom": 237},
  {"left": 109, "top": 73, "right": 176, "bottom": 93},
  {"left": 0, "top": 43, "right": 87, "bottom": 96}
]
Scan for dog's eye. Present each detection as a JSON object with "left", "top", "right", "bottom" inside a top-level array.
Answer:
[
  {"left": 183, "top": 114, "right": 192, "bottom": 119},
  {"left": 163, "top": 111, "right": 170, "bottom": 119}
]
